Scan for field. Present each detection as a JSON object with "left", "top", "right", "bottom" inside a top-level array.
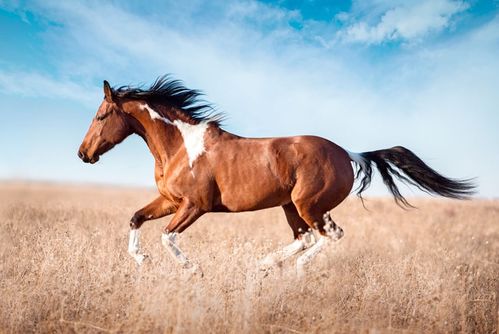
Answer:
[{"left": 0, "top": 182, "right": 497, "bottom": 333}]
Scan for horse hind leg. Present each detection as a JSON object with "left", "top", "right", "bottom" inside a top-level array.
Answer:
[
  {"left": 282, "top": 202, "right": 313, "bottom": 240},
  {"left": 322, "top": 212, "right": 344, "bottom": 241},
  {"left": 258, "top": 203, "right": 316, "bottom": 269},
  {"left": 296, "top": 211, "right": 344, "bottom": 277}
]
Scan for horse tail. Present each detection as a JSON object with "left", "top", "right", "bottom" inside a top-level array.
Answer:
[{"left": 346, "top": 146, "right": 476, "bottom": 207}]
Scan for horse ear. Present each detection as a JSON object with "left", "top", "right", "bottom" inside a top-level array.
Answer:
[{"left": 103, "top": 80, "right": 114, "bottom": 102}]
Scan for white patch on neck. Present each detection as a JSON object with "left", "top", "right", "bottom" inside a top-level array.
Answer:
[
  {"left": 140, "top": 103, "right": 173, "bottom": 124},
  {"left": 173, "top": 120, "right": 208, "bottom": 168},
  {"left": 140, "top": 103, "right": 208, "bottom": 168}
]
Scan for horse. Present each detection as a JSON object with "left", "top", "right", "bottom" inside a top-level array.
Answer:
[{"left": 78, "top": 75, "right": 475, "bottom": 275}]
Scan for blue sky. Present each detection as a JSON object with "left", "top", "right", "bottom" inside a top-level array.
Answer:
[{"left": 0, "top": 0, "right": 498, "bottom": 198}]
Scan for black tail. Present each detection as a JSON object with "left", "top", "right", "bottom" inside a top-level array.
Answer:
[{"left": 350, "top": 146, "right": 476, "bottom": 207}]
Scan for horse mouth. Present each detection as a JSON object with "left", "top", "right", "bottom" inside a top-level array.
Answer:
[
  {"left": 79, "top": 151, "right": 100, "bottom": 164},
  {"left": 89, "top": 155, "right": 100, "bottom": 164}
]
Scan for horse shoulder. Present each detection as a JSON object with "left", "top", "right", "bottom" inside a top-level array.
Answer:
[{"left": 159, "top": 153, "right": 216, "bottom": 209}]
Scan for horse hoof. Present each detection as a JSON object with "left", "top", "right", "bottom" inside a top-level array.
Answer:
[
  {"left": 135, "top": 253, "right": 149, "bottom": 265},
  {"left": 332, "top": 229, "right": 344, "bottom": 241}
]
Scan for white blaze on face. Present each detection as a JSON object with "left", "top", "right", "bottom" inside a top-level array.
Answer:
[{"left": 140, "top": 103, "right": 208, "bottom": 168}]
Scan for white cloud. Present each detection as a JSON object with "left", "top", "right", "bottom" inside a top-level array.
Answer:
[
  {"left": 337, "top": 0, "right": 469, "bottom": 44},
  {"left": 0, "top": 70, "right": 99, "bottom": 105}
]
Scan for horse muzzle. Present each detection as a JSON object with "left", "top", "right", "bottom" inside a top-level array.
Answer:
[{"left": 78, "top": 150, "right": 99, "bottom": 164}]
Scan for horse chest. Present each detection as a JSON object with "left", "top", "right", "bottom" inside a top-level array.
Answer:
[{"left": 157, "top": 165, "right": 213, "bottom": 204}]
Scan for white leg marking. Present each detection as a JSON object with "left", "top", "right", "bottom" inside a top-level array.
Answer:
[
  {"left": 128, "top": 229, "right": 147, "bottom": 265},
  {"left": 161, "top": 232, "right": 190, "bottom": 265},
  {"left": 259, "top": 230, "right": 316, "bottom": 269},
  {"left": 161, "top": 232, "right": 189, "bottom": 265},
  {"left": 301, "top": 229, "right": 317, "bottom": 247},
  {"left": 323, "top": 214, "right": 345, "bottom": 241},
  {"left": 161, "top": 232, "right": 203, "bottom": 275},
  {"left": 259, "top": 239, "right": 304, "bottom": 269},
  {"left": 296, "top": 236, "right": 329, "bottom": 277}
]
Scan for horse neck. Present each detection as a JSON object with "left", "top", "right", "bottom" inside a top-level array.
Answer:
[{"left": 123, "top": 101, "right": 184, "bottom": 167}]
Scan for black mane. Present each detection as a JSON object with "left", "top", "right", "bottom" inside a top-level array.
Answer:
[{"left": 113, "top": 75, "right": 223, "bottom": 124}]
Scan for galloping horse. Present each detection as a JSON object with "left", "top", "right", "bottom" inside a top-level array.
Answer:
[{"left": 78, "top": 76, "right": 474, "bottom": 274}]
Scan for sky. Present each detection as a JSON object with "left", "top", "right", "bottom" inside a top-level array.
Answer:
[{"left": 0, "top": 0, "right": 498, "bottom": 198}]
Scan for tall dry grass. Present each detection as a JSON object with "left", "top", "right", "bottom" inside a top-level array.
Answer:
[{"left": 0, "top": 182, "right": 497, "bottom": 333}]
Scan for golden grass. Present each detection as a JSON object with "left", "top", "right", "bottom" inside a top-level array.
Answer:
[{"left": 0, "top": 182, "right": 497, "bottom": 333}]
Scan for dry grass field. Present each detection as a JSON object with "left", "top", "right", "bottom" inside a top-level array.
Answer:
[{"left": 0, "top": 182, "right": 497, "bottom": 333}]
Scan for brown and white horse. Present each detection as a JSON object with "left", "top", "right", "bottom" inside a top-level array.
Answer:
[{"left": 78, "top": 76, "right": 474, "bottom": 274}]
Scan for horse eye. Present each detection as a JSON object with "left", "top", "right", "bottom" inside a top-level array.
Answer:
[{"left": 96, "top": 111, "right": 112, "bottom": 121}]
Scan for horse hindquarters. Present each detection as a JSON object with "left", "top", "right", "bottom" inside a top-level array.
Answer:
[
  {"left": 289, "top": 142, "right": 354, "bottom": 233},
  {"left": 277, "top": 145, "right": 352, "bottom": 275}
]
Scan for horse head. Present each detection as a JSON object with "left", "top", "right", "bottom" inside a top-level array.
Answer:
[{"left": 78, "top": 81, "right": 133, "bottom": 163}]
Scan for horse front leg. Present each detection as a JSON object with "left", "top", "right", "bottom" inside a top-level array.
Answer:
[
  {"left": 128, "top": 195, "right": 176, "bottom": 265},
  {"left": 161, "top": 198, "right": 204, "bottom": 273}
]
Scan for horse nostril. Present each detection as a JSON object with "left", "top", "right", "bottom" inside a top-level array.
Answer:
[{"left": 78, "top": 150, "right": 87, "bottom": 161}]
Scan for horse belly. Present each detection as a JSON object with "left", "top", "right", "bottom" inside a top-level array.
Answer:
[
  {"left": 216, "top": 170, "right": 291, "bottom": 212},
  {"left": 208, "top": 136, "right": 299, "bottom": 212}
]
